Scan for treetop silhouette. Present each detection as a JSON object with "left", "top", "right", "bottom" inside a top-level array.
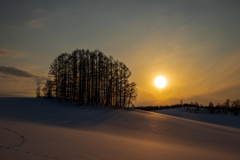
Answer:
[{"left": 42, "top": 49, "right": 137, "bottom": 108}]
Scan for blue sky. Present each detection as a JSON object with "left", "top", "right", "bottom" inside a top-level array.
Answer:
[{"left": 1, "top": 0, "right": 240, "bottom": 106}]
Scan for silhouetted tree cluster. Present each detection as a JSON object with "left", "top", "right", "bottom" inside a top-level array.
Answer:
[{"left": 43, "top": 49, "right": 137, "bottom": 108}]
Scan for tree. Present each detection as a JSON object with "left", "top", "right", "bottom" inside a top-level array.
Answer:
[
  {"left": 42, "top": 80, "right": 53, "bottom": 98},
  {"left": 209, "top": 101, "right": 214, "bottom": 113},
  {"left": 44, "top": 49, "right": 138, "bottom": 108},
  {"left": 36, "top": 81, "right": 41, "bottom": 98},
  {"left": 180, "top": 99, "right": 183, "bottom": 106},
  {"left": 209, "top": 101, "right": 214, "bottom": 107},
  {"left": 232, "top": 99, "right": 240, "bottom": 108},
  {"left": 224, "top": 98, "right": 230, "bottom": 108},
  {"left": 127, "top": 82, "right": 138, "bottom": 108}
]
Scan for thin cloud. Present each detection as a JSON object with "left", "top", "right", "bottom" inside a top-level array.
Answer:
[
  {"left": 0, "top": 49, "right": 26, "bottom": 57},
  {"left": 0, "top": 66, "right": 47, "bottom": 84},
  {"left": 27, "top": 19, "right": 43, "bottom": 28},
  {"left": 0, "top": 66, "right": 35, "bottom": 78},
  {"left": 0, "top": 75, "right": 19, "bottom": 82}
]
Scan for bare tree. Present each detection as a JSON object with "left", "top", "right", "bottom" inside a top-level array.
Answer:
[
  {"left": 42, "top": 80, "right": 53, "bottom": 98},
  {"left": 45, "top": 49, "right": 138, "bottom": 108},
  {"left": 36, "top": 81, "right": 41, "bottom": 98}
]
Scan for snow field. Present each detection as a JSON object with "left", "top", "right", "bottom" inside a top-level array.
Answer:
[{"left": 0, "top": 98, "right": 240, "bottom": 160}]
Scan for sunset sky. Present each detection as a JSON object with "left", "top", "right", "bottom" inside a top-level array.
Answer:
[{"left": 1, "top": 0, "right": 240, "bottom": 106}]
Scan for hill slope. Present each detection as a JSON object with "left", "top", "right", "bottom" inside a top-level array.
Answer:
[{"left": 1, "top": 98, "right": 240, "bottom": 160}]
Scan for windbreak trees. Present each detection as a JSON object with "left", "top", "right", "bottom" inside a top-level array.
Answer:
[{"left": 44, "top": 49, "right": 137, "bottom": 108}]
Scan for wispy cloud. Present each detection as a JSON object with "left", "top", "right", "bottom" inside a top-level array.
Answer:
[
  {"left": 0, "top": 49, "right": 26, "bottom": 57},
  {"left": 0, "top": 66, "right": 35, "bottom": 78},
  {"left": 27, "top": 19, "right": 43, "bottom": 28},
  {"left": 0, "top": 66, "right": 47, "bottom": 84}
]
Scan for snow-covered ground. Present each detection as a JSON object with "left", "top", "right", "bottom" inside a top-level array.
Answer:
[
  {"left": 0, "top": 98, "right": 240, "bottom": 160},
  {"left": 153, "top": 107, "right": 240, "bottom": 128}
]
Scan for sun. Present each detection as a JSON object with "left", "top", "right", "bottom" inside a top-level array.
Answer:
[{"left": 154, "top": 76, "right": 167, "bottom": 89}]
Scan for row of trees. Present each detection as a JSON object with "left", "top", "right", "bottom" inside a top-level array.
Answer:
[
  {"left": 179, "top": 99, "right": 240, "bottom": 108},
  {"left": 42, "top": 49, "right": 137, "bottom": 108},
  {"left": 135, "top": 99, "right": 240, "bottom": 115}
]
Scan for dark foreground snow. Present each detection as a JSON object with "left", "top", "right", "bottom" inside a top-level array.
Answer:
[{"left": 0, "top": 98, "right": 240, "bottom": 160}]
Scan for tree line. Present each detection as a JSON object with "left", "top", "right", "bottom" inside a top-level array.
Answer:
[
  {"left": 41, "top": 49, "right": 137, "bottom": 108},
  {"left": 135, "top": 98, "right": 240, "bottom": 115}
]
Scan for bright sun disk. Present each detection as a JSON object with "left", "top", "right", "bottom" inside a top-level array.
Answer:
[{"left": 154, "top": 76, "right": 167, "bottom": 89}]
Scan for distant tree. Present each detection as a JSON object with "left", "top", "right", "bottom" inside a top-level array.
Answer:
[
  {"left": 190, "top": 101, "right": 194, "bottom": 106},
  {"left": 224, "top": 98, "right": 230, "bottom": 108},
  {"left": 209, "top": 101, "right": 214, "bottom": 107},
  {"left": 209, "top": 101, "right": 214, "bottom": 113},
  {"left": 36, "top": 81, "right": 41, "bottom": 98},
  {"left": 42, "top": 80, "right": 53, "bottom": 98},
  {"left": 127, "top": 82, "right": 138, "bottom": 108},
  {"left": 232, "top": 99, "right": 240, "bottom": 108},
  {"left": 195, "top": 102, "right": 199, "bottom": 107},
  {"left": 180, "top": 99, "right": 183, "bottom": 106},
  {"left": 48, "top": 57, "right": 59, "bottom": 99}
]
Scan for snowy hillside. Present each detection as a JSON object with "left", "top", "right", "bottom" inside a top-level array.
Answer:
[
  {"left": 1, "top": 98, "right": 240, "bottom": 160},
  {"left": 153, "top": 107, "right": 240, "bottom": 128}
]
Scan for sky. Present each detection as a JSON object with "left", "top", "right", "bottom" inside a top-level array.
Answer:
[{"left": 1, "top": 0, "right": 240, "bottom": 106}]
